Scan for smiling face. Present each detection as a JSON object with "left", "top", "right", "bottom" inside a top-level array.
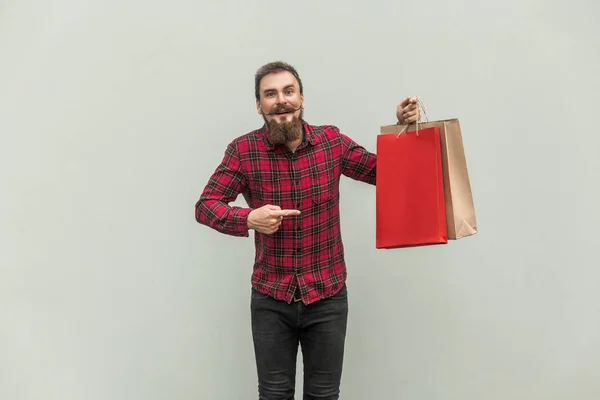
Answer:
[
  {"left": 256, "top": 70, "right": 305, "bottom": 144},
  {"left": 256, "top": 71, "right": 304, "bottom": 122}
]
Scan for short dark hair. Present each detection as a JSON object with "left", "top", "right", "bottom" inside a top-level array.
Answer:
[{"left": 255, "top": 61, "right": 303, "bottom": 100}]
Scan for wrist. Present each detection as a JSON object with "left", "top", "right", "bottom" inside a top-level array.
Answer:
[{"left": 246, "top": 209, "right": 255, "bottom": 230}]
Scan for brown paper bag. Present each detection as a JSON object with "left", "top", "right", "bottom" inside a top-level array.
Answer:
[{"left": 380, "top": 118, "right": 477, "bottom": 239}]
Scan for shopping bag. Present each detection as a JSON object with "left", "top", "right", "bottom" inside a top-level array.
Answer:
[
  {"left": 380, "top": 118, "right": 477, "bottom": 240},
  {"left": 376, "top": 126, "right": 448, "bottom": 248}
]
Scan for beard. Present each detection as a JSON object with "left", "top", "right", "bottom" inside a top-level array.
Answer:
[{"left": 262, "top": 104, "right": 304, "bottom": 145}]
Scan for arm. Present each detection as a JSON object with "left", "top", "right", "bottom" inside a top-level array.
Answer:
[
  {"left": 195, "top": 142, "right": 252, "bottom": 237},
  {"left": 340, "top": 133, "right": 377, "bottom": 185},
  {"left": 339, "top": 96, "right": 419, "bottom": 184}
]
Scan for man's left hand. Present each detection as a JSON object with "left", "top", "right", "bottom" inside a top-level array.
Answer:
[{"left": 396, "top": 96, "right": 420, "bottom": 124}]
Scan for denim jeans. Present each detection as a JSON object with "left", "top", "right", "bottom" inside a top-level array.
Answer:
[{"left": 250, "top": 284, "right": 349, "bottom": 400}]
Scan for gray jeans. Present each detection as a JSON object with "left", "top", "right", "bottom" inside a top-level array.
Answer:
[{"left": 250, "top": 284, "right": 349, "bottom": 400}]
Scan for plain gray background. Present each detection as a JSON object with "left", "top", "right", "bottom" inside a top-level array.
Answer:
[{"left": 1, "top": 0, "right": 599, "bottom": 399}]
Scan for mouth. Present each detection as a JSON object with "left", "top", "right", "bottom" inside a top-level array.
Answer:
[{"left": 271, "top": 108, "right": 295, "bottom": 116}]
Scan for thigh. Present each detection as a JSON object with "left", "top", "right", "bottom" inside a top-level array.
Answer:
[
  {"left": 299, "top": 285, "right": 349, "bottom": 400},
  {"left": 251, "top": 289, "right": 299, "bottom": 400}
]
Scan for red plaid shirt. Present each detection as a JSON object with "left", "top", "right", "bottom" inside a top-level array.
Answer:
[{"left": 195, "top": 121, "right": 376, "bottom": 304}]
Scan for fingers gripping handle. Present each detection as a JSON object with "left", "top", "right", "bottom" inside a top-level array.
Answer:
[{"left": 396, "top": 97, "right": 429, "bottom": 139}]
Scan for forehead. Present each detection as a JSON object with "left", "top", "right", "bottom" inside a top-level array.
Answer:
[{"left": 259, "top": 71, "right": 299, "bottom": 92}]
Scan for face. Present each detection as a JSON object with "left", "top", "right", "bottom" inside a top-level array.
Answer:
[
  {"left": 256, "top": 71, "right": 305, "bottom": 144},
  {"left": 256, "top": 71, "right": 304, "bottom": 122}
]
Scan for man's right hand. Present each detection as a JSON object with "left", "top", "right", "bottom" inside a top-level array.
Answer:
[{"left": 247, "top": 204, "right": 301, "bottom": 235}]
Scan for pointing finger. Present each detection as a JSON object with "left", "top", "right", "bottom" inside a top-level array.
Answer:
[{"left": 271, "top": 209, "right": 301, "bottom": 217}]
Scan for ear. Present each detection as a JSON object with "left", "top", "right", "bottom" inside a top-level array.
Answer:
[{"left": 256, "top": 99, "right": 261, "bottom": 114}]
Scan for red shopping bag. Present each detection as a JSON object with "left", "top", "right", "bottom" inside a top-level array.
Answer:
[{"left": 376, "top": 126, "right": 448, "bottom": 248}]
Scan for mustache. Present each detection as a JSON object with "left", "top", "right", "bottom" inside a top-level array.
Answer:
[{"left": 264, "top": 104, "right": 303, "bottom": 116}]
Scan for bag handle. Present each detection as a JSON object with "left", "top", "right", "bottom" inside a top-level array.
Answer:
[{"left": 396, "top": 97, "right": 429, "bottom": 139}]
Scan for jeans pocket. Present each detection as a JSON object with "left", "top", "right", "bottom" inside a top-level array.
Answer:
[{"left": 251, "top": 288, "right": 271, "bottom": 300}]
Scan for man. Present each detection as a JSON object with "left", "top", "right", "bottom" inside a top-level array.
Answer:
[{"left": 195, "top": 61, "right": 419, "bottom": 399}]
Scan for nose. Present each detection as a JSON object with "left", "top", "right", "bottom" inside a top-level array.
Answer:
[{"left": 276, "top": 91, "right": 287, "bottom": 104}]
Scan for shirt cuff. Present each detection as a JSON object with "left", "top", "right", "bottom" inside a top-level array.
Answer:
[{"left": 231, "top": 207, "right": 252, "bottom": 236}]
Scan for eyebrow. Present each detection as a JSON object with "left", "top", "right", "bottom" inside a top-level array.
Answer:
[{"left": 263, "top": 84, "right": 295, "bottom": 94}]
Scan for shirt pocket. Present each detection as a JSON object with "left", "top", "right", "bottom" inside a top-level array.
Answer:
[
  {"left": 249, "top": 171, "right": 281, "bottom": 206},
  {"left": 310, "top": 161, "right": 336, "bottom": 205}
]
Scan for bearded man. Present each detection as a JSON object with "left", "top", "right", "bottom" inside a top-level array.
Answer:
[{"left": 195, "top": 61, "right": 420, "bottom": 400}]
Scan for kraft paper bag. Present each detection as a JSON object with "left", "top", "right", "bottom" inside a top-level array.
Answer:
[
  {"left": 380, "top": 118, "right": 478, "bottom": 239},
  {"left": 376, "top": 126, "right": 448, "bottom": 249}
]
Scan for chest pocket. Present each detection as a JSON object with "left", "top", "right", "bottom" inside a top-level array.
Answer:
[
  {"left": 249, "top": 170, "right": 282, "bottom": 206},
  {"left": 309, "top": 158, "right": 337, "bottom": 205}
]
